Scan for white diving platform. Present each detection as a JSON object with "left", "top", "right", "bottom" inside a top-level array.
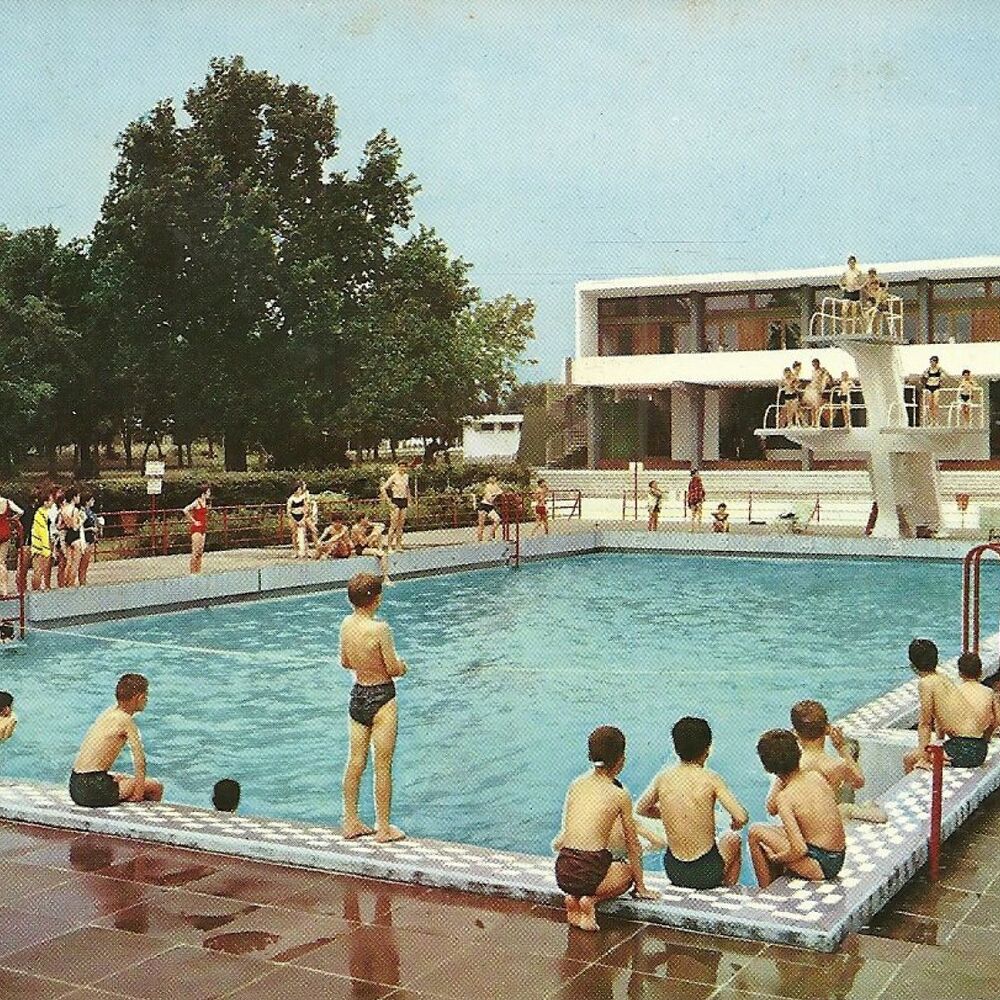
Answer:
[{"left": 757, "top": 299, "right": 985, "bottom": 538}]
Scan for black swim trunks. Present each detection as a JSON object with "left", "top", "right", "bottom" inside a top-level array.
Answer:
[
  {"left": 69, "top": 770, "right": 121, "bottom": 808},
  {"left": 944, "top": 735, "right": 988, "bottom": 768},
  {"left": 390, "top": 497, "right": 408, "bottom": 510},
  {"left": 348, "top": 681, "right": 396, "bottom": 727},
  {"left": 805, "top": 842, "right": 845, "bottom": 879},
  {"left": 664, "top": 844, "right": 725, "bottom": 890},
  {"left": 843, "top": 289, "right": 861, "bottom": 302}
]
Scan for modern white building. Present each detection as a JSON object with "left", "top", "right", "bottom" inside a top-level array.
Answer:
[
  {"left": 461, "top": 414, "right": 523, "bottom": 462},
  {"left": 562, "top": 257, "right": 1000, "bottom": 469}
]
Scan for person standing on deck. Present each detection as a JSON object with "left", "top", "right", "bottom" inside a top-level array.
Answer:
[
  {"left": 686, "top": 470, "right": 705, "bottom": 532},
  {"left": 0, "top": 494, "right": 24, "bottom": 598},
  {"left": 381, "top": 462, "right": 411, "bottom": 552},
  {"left": 184, "top": 485, "right": 211, "bottom": 574}
]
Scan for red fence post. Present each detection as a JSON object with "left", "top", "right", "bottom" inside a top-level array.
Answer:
[{"left": 927, "top": 743, "right": 944, "bottom": 882}]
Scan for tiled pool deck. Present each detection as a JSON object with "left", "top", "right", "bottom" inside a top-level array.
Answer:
[
  {"left": 2, "top": 804, "right": 1000, "bottom": 1000},
  {"left": 5, "top": 525, "right": 1000, "bottom": 993}
]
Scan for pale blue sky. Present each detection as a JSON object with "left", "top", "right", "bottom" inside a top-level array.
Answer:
[{"left": 2, "top": 1, "right": 997, "bottom": 378}]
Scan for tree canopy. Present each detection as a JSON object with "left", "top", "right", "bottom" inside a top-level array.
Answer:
[{"left": 0, "top": 57, "right": 534, "bottom": 474}]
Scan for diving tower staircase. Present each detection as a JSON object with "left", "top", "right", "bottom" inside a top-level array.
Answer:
[{"left": 756, "top": 297, "right": 983, "bottom": 538}]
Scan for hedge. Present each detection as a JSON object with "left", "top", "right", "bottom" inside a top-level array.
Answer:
[{"left": 1, "top": 460, "right": 534, "bottom": 513}]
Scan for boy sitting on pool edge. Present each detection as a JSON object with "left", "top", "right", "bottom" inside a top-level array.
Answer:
[
  {"left": 636, "top": 716, "right": 747, "bottom": 889},
  {"left": 749, "top": 729, "right": 846, "bottom": 887},
  {"left": 552, "top": 725, "right": 658, "bottom": 931}
]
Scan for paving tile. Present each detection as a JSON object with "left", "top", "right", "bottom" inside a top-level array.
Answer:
[
  {"left": 889, "top": 944, "right": 1000, "bottom": 1000},
  {"left": 93, "top": 851, "right": 223, "bottom": 889},
  {"left": 178, "top": 858, "right": 329, "bottom": 905},
  {"left": 202, "top": 905, "right": 354, "bottom": 962},
  {"left": 769, "top": 932, "right": 915, "bottom": 966},
  {"left": 0, "top": 904, "right": 88, "bottom": 960},
  {"left": 463, "top": 903, "right": 640, "bottom": 962},
  {"left": 9, "top": 872, "right": 155, "bottom": 923},
  {"left": 2, "top": 925, "right": 172, "bottom": 986},
  {"left": 288, "top": 924, "right": 468, "bottom": 989},
  {"left": 727, "top": 951, "right": 899, "bottom": 999},
  {"left": 0, "top": 821, "right": 80, "bottom": 859},
  {"left": 14, "top": 834, "right": 143, "bottom": 874},
  {"left": 372, "top": 891, "right": 524, "bottom": 940},
  {"left": 0, "top": 968, "right": 75, "bottom": 1000},
  {"left": 408, "top": 948, "right": 589, "bottom": 999},
  {"left": 594, "top": 924, "right": 755, "bottom": 986},
  {"left": 279, "top": 873, "right": 430, "bottom": 917},
  {"left": 941, "top": 922, "right": 1000, "bottom": 957},
  {"left": 52, "top": 991, "right": 129, "bottom": 1000},
  {"left": 957, "top": 892, "right": 1000, "bottom": 929},
  {"left": 226, "top": 963, "right": 393, "bottom": 1000},
  {"left": 90, "top": 888, "right": 262, "bottom": 946},
  {"left": 883, "top": 881, "right": 979, "bottom": 922},
  {"left": 863, "top": 909, "right": 955, "bottom": 946},
  {"left": 554, "top": 965, "right": 716, "bottom": 1000},
  {"left": 0, "top": 859, "right": 76, "bottom": 903},
  {"left": 90, "top": 944, "right": 272, "bottom": 1000}
]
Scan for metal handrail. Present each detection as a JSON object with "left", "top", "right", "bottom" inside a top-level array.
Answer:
[{"left": 808, "top": 294, "right": 904, "bottom": 343}]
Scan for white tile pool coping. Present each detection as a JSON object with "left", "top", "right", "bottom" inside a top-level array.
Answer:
[{"left": 7, "top": 528, "right": 999, "bottom": 951}]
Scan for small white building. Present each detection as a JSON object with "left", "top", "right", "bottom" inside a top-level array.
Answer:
[{"left": 461, "top": 414, "right": 523, "bottom": 462}]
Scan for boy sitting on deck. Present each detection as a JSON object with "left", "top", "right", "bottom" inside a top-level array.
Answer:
[
  {"left": 903, "top": 638, "right": 994, "bottom": 772},
  {"left": 315, "top": 512, "right": 352, "bottom": 560},
  {"left": 781, "top": 700, "right": 887, "bottom": 824},
  {"left": 749, "top": 729, "right": 846, "bottom": 887},
  {"left": 552, "top": 726, "right": 658, "bottom": 931},
  {"left": 636, "top": 716, "right": 747, "bottom": 889},
  {"left": 711, "top": 503, "right": 730, "bottom": 533}
]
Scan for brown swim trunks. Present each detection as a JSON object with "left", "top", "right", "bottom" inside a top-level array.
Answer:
[{"left": 555, "top": 847, "right": 613, "bottom": 897}]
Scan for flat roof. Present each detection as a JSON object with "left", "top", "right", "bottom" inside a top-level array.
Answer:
[
  {"left": 463, "top": 414, "right": 523, "bottom": 424},
  {"left": 577, "top": 255, "right": 1000, "bottom": 298}
]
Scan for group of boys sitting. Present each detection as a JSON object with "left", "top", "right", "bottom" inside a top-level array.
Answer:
[
  {"left": 314, "top": 512, "right": 391, "bottom": 580},
  {"left": 553, "top": 637, "right": 999, "bottom": 931}
]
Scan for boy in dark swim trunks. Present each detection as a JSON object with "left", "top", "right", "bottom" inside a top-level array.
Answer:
[
  {"left": 340, "top": 573, "right": 407, "bottom": 842},
  {"left": 552, "top": 726, "right": 658, "bottom": 931},
  {"left": 749, "top": 729, "right": 846, "bottom": 887},
  {"left": 212, "top": 778, "right": 241, "bottom": 812},
  {"left": 0, "top": 691, "right": 17, "bottom": 744},
  {"left": 903, "top": 639, "right": 993, "bottom": 772},
  {"left": 636, "top": 717, "right": 747, "bottom": 889},
  {"left": 69, "top": 673, "right": 164, "bottom": 807}
]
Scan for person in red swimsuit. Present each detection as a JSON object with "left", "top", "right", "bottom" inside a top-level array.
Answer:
[
  {"left": 532, "top": 478, "right": 550, "bottom": 536},
  {"left": 184, "top": 485, "right": 211, "bottom": 574},
  {"left": 686, "top": 470, "right": 706, "bottom": 532}
]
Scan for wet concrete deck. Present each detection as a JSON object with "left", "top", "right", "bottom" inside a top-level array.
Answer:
[{"left": 2, "top": 789, "right": 1000, "bottom": 999}]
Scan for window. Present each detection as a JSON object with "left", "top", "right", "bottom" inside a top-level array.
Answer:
[
  {"left": 658, "top": 324, "right": 674, "bottom": 353},
  {"left": 707, "top": 294, "right": 750, "bottom": 311},
  {"left": 933, "top": 312, "right": 972, "bottom": 344},
  {"left": 767, "top": 320, "right": 801, "bottom": 350},
  {"left": 933, "top": 281, "right": 986, "bottom": 301},
  {"left": 618, "top": 329, "right": 634, "bottom": 355}
]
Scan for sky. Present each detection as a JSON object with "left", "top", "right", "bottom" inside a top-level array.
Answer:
[{"left": 2, "top": 1, "right": 999, "bottom": 379}]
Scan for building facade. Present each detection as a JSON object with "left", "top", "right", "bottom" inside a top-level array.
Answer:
[{"left": 566, "top": 257, "right": 1000, "bottom": 468}]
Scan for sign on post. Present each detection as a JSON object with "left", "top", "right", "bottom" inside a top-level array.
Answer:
[{"left": 144, "top": 461, "right": 165, "bottom": 497}]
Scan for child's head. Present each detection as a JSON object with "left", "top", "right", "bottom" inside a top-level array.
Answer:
[
  {"left": 690, "top": 469, "right": 699, "bottom": 477},
  {"left": 962, "top": 369, "right": 971, "bottom": 378},
  {"left": 672, "top": 716, "right": 712, "bottom": 763},
  {"left": 716, "top": 503, "right": 727, "bottom": 511},
  {"left": 212, "top": 779, "right": 241, "bottom": 812},
  {"left": 199, "top": 483, "right": 212, "bottom": 501},
  {"left": 757, "top": 729, "right": 802, "bottom": 777},
  {"left": 588, "top": 725, "right": 626, "bottom": 772},
  {"left": 790, "top": 700, "right": 828, "bottom": 740},
  {"left": 115, "top": 673, "right": 148, "bottom": 712},
  {"left": 929, "top": 355, "right": 939, "bottom": 365},
  {"left": 0, "top": 691, "right": 12, "bottom": 716},
  {"left": 958, "top": 651, "right": 983, "bottom": 680},
  {"left": 908, "top": 638, "right": 938, "bottom": 674},
  {"left": 649, "top": 480, "right": 657, "bottom": 489},
  {"left": 347, "top": 572, "right": 382, "bottom": 610},
  {"left": 331, "top": 512, "right": 345, "bottom": 526}
]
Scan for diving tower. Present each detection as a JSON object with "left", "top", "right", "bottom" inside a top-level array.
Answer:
[{"left": 757, "top": 297, "right": 985, "bottom": 538}]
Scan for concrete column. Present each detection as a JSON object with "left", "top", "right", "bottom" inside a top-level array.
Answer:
[
  {"left": 917, "top": 278, "right": 931, "bottom": 344},
  {"left": 799, "top": 285, "right": 815, "bottom": 342},
  {"left": 692, "top": 386, "right": 706, "bottom": 468},
  {"left": 586, "top": 387, "right": 602, "bottom": 469},
  {"left": 690, "top": 292, "right": 707, "bottom": 352}
]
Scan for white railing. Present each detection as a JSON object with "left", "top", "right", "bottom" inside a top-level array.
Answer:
[
  {"left": 760, "top": 387, "right": 866, "bottom": 430},
  {"left": 942, "top": 386, "right": 986, "bottom": 429},
  {"left": 885, "top": 398, "right": 920, "bottom": 427},
  {"left": 808, "top": 295, "right": 904, "bottom": 344}
]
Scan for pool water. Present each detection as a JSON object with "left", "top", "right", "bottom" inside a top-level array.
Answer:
[{"left": 0, "top": 553, "right": 982, "bottom": 882}]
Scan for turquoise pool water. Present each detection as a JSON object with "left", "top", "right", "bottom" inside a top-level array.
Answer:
[{"left": 0, "top": 553, "right": 982, "bottom": 881}]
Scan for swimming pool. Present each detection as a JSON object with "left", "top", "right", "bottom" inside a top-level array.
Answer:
[{"left": 0, "top": 552, "right": 983, "bottom": 884}]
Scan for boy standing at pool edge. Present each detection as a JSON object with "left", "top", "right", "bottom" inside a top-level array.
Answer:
[
  {"left": 636, "top": 716, "right": 747, "bottom": 888},
  {"left": 552, "top": 725, "right": 658, "bottom": 931},
  {"left": 340, "top": 572, "right": 407, "bottom": 842}
]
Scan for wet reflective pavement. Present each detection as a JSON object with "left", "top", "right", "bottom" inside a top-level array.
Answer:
[{"left": 2, "top": 792, "right": 1000, "bottom": 999}]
